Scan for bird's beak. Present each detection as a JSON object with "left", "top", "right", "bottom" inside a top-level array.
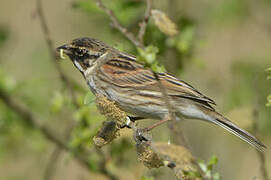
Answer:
[
  {"left": 57, "top": 44, "right": 69, "bottom": 51},
  {"left": 56, "top": 44, "right": 71, "bottom": 59}
]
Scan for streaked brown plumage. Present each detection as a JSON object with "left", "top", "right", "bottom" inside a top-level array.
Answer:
[{"left": 57, "top": 37, "right": 266, "bottom": 151}]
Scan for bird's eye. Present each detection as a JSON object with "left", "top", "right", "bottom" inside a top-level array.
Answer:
[{"left": 75, "top": 48, "right": 87, "bottom": 56}]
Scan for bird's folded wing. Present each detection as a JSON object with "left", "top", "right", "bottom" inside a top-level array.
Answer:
[{"left": 99, "top": 58, "right": 216, "bottom": 109}]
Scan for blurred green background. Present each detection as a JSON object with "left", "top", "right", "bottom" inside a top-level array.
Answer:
[{"left": 0, "top": 0, "right": 270, "bottom": 179}]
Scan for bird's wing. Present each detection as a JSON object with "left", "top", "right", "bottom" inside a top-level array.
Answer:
[
  {"left": 99, "top": 57, "right": 216, "bottom": 109},
  {"left": 158, "top": 73, "right": 216, "bottom": 105}
]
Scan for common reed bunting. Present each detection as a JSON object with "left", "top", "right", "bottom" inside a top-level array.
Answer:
[{"left": 57, "top": 37, "right": 266, "bottom": 151}]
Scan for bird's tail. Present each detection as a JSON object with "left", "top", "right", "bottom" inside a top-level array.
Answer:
[{"left": 206, "top": 111, "right": 266, "bottom": 152}]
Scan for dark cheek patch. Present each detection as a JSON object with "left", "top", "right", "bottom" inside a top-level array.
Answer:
[{"left": 76, "top": 56, "right": 90, "bottom": 68}]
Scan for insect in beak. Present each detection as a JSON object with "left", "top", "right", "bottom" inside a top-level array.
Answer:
[{"left": 56, "top": 44, "right": 71, "bottom": 60}]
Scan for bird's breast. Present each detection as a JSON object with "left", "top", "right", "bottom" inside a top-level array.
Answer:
[{"left": 87, "top": 77, "right": 97, "bottom": 94}]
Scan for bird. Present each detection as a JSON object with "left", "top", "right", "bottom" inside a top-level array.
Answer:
[{"left": 57, "top": 37, "right": 266, "bottom": 151}]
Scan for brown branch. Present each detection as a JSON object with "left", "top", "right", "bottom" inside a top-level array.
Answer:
[
  {"left": 95, "top": 0, "right": 144, "bottom": 49},
  {"left": 138, "top": 0, "right": 152, "bottom": 44}
]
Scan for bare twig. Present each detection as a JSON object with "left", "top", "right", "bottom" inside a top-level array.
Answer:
[
  {"left": 138, "top": 0, "right": 152, "bottom": 43},
  {"left": 96, "top": 0, "right": 144, "bottom": 49}
]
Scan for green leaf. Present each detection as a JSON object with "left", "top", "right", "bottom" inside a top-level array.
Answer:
[
  {"left": 183, "top": 170, "right": 201, "bottom": 178},
  {"left": 198, "top": 160, "right": 208, "bottom": 173},
  {"left": 137, "top": 45, "right": 159, "bottom": 65},
  {"left": 84, "top": 92, "right": 95, "bottom": 106},
  {"left": 213, "top": 172, "right": 221, "bottom": 180},
  {"left": 176, "top": 26, "right": 195, "bottom": 54},
  {"left": 72, "top": 0, "right": 101, "bottom": 13},
  {"left": 0, "top": 69, "right": 16, "bottom": 93},
  {"left": 137, "top": 46, "right": 165, "bottom": 73},
  {"left": 141, "top": 176, "right": 154, "bottom": 180},
  {"left": 88, "top": 160, "right": 99, "bottom": 172},
  {"left": 207, "top": 155, "right": 218, "bottom": 171},
  {"left": 50, "top": 92, "right": 65, "bottom": 113},
  {"left": 151, "top": 61, "right": 165, "bottom": 73},
  {"left": 0, "top": 26, "right": 9, "bottom": 47}
]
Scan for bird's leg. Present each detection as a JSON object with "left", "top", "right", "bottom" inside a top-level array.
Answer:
[
  {"left": 144, "top": 115, "right": 171, "bottom": 132},
  {"left": 120, "top": 116, "right": 146, "bottom": 129}
]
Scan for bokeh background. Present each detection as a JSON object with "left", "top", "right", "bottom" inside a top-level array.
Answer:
[{"left": 0, "top": 0, "right": 270, "bottom": 179}]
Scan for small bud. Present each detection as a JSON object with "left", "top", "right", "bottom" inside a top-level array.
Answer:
[{"left": 151, "top": 9, "right": 178, "bottom": 36}]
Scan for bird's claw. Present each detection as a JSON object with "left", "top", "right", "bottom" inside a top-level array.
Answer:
[{"left": 135, "top": 128, "right": 151, "bottom": 142}]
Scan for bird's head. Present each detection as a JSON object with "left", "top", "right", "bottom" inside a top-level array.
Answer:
[{"left": 57, "top": 37, "right": 110, "bottom": 74}]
